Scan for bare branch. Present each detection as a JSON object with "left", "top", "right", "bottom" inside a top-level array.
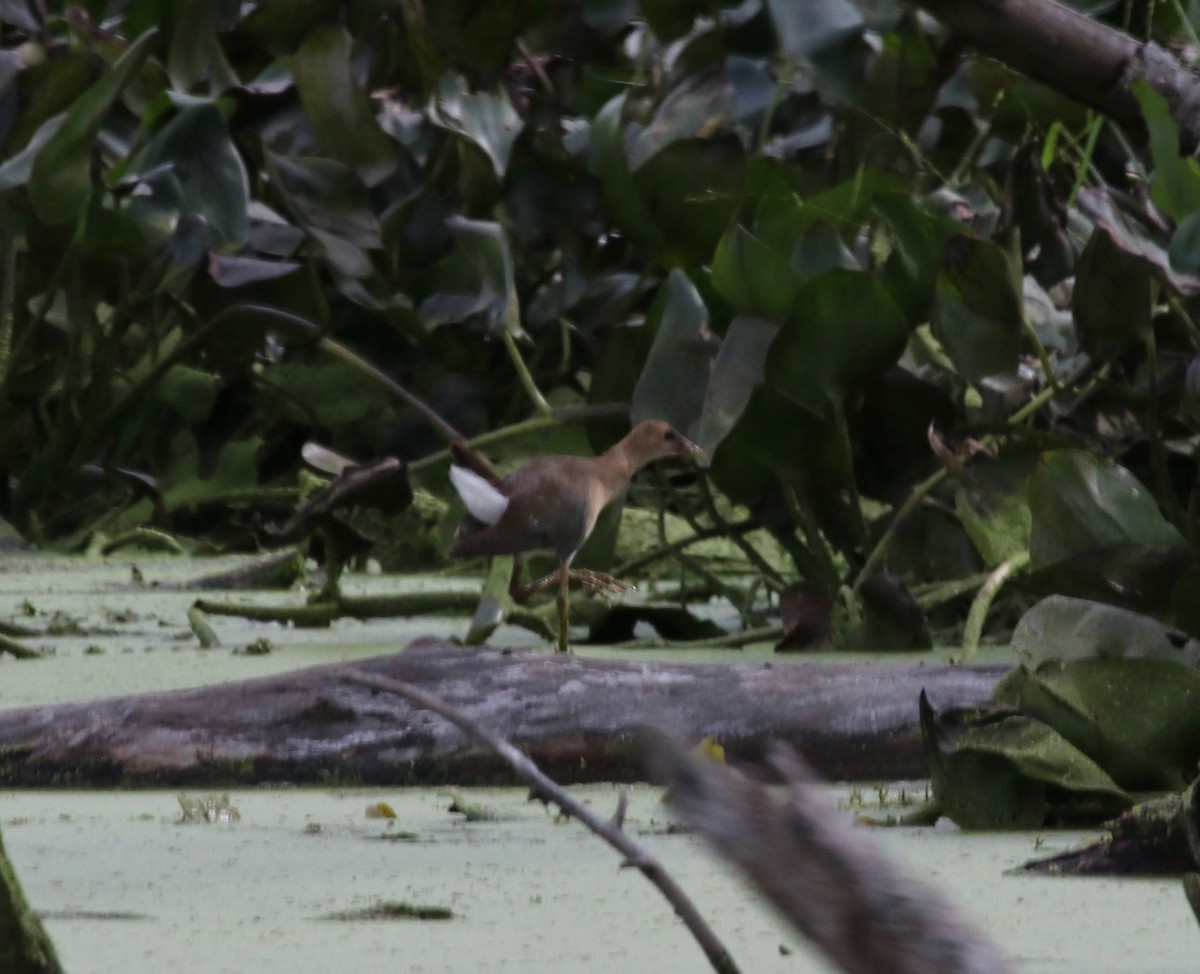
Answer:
[{"left": 341, "top": 669, "right": 742, "bottom": 974}]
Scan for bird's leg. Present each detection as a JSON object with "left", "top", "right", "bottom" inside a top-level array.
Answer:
[
  {"left": 557, "top": 562, "right": 570, "bottom": 653},
  {"left": 509, "top": 556, "right": 560, "bottom": 601}
]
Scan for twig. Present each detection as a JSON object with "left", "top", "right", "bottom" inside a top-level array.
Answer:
[{"left": 340, "top": 669, "right": 741, "bottom": 974}]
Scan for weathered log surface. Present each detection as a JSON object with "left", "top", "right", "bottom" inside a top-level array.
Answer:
[{"left": 0, "top": 639, "right": 1007, "bottom": 786}]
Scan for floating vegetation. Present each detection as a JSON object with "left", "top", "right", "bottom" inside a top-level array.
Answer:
[
  {"left": 235, "top": 637, "right": 273, "bottom": 655},
  {"left": 177, "top": 794, "right": 240, "bottom": 824},
  {"left": 446, "top": 793, "right": 500, "bottom": 822},
  {"left": 321, "top": 900, "right": 453, "bottom": 921}
]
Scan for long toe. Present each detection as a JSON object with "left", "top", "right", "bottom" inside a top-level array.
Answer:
[{"left": 569, "top": 569, "right": 636, "bottom": 597}]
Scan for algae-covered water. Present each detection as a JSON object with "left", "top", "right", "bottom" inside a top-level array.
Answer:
[{"left": 1, "top": 554, "right": 1196, "bottom": 972}]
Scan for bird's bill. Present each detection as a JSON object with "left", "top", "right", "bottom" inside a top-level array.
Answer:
[{"left": 679, "top": 436, "right": 711, "bottom": 469}]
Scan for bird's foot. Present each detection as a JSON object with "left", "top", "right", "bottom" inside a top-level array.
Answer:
[{"left": 567, "top": 569, "right": 635, "bottom": 598}]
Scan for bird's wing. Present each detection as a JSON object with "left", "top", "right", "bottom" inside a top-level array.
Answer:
[{"left": 450, "top": 465, "right": 510, "bottom": 525}]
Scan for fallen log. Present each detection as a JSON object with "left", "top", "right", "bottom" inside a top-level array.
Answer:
[{"left": 0, "top": 639, "right": 1006, "bottom": 786}]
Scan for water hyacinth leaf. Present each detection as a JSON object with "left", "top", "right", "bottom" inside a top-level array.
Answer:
[
  {"left": 766, "top": 0, "right": 864, "bottom": 60},
  {"left": 1027, "top": 450, "right": 1185, "bottom": 570},
  {"left": 27, "top": 28, "right": 158, "bottom": 224},
  {"left": 710, "top": 224, "right": 802, "bottom": 321},
  {"left": 130, "top": 103, "right": 251, "bottom": 248},
  {"left": 993, "top": 657, "right": 1200, "bottom": 791},
  {"left": 631, "top": 270, "right": 714, "bottom": 435},
  {"left": 1019, "top": 542, "right": 1196, "bottom": 617},
  {"left": 293, "top": 25, "right": 398, "bottom": 187},
  {"left": 955, "top": 486, "right": 1031, "bottom": 568},
  {"left": 1072, "top": 225, "right": 1153, "bottom": 357},
  {"left": 640, "top": 0, "right": 707, "bottom": 40},
  {"left": 1169, "top": 210, "right": 1200, "bottom": 274},
  {"left": 432, "top": 74, "right": 523, "bottom": 180},
  {"left": 875, "top": 191, "right": 962, "bottom": 324},
  {"left": 207, "top": 254, "right": 302, "bottom": 288},
  {"left": 1011, "top": 594, "right": 1200, "bottom": 668},
  {"left": 1133, "top": 80, "right": 1200, "bottom": 223},
  {"left": 765, "top": 268, "right": 909, "bottom": 410},
  {"left": 632, "top": 137, "right": 746, "bottom": 264},
  {"left": 419, "top": 217, "right": 519, "bottom": 334},
  {"left": 627, "top": 58, "right": 773, "bottom": 170},
  {"left": 1171, "top": 563, "right": 1200, "bottom": 638},
  {"left": 166, "top": 1, "right": 239, "bottom": 93},
  {"left": 0, "top": 113, "right": 64, "bottom": 191},
  {"left": 692, "top": 315, "right": 775, "bottom": 454},
  {"left": 589, "top": 94, "right": 666, "bottom": 250},
  {"left": 920, "top": 692, "right": 1131, "bottom": 830},
  {"left": 268, "top": 153, "right": 381, "bottom": 277},
  {"left": 931, "top": 235, "right": 1022, "bottom": 382},
  {"left": 421, "top": 0, "right": 548, "bottom": 78},
  {"left": 161, "top": 435, "right": 263, "bottom": 512}
]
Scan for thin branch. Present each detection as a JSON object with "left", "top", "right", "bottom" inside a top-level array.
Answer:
[{"left": 340, "top": 669, "right": 741, "bottom": 974}]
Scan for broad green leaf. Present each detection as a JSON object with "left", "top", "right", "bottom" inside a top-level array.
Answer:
[
  {"left": 710, "top": 224, "right": 802, "bottom": 321},
  {"left": 1019, "top": 542, "right": 1196, "bottom": 617},
  {"left": 955, "top": 487, "right": 1030, "bottom": 568},
  {"left": 432, "top": 73, "right": 523, "bottom": 180},
  {"left": 28, "top": 29, "right": 158, "bottom": 225},
  {"left": 422, "top": 0, "right": 550, "bottom": 78},
  {"left": 293, "top": 25, "right": 398, "bottom": 187},
  {"left": 875, "top": 192, "right": 962, "bottom": 325},
  {"left": 932, "top": 235, "right": 1022, "bottom": 382},
  {"left": 994, "top": 657, "right": 1200, "bottom": 790},
  {"left": 633, "top": 138, "right": 748, "bottom": 264},
  {"left": 166, "top": 2, "right": 239, "bottom": 93},
  {"left": 765, "top": 268, "right": 909, "bottom": 410},
  {"left": 1072, "top": 225, "right": 1153, "bottom": 357},
  {"left": 631, "top": 270, "right": 713, "bottom": 434},
  {"left": 640, "top": 0, "right": 706, "bottom": 40},
  {"left": 1012, "top": 595, "right": 1200, "bottom": 668},
  {"left": 207, "top": 254, "right": 301, "bottom": 288},
  {"left": 766, "top": 0, "right": 863, "bottom": 60},
  {"left": 130, "top": 103, "right": 250, "bottom": 248},
  {"left": 1028, "top": 450, "right": 1185, "bottom": 569},
  {"left": 156, "top": 365, "right": 218, "bottom": 423},
  {"left": 268, "top": 153, "right": 380, "bottom": 278},
  {"left": 1170, "top": 209, "right": 1200, "bottom": 273},
  {"left": 627, "top": 58, "right": 772, "bottom": 170},
  {"left": 920, "top": 693, "right": 1131, "bottom": 830},
  {"left": 0, "top": 114, "right": 65, "bottom": 191},
  {"left": 419, "top": 217, "right": 518, "bottom": 334},
  {"left": 161, "top": 434, "right": 263, "bottom": 512},
  {"left": 589, "top": 94, "right": 666, "bottom": 250},
  {"left": 1133, "top": 80, "right": 1200, "bottom": 223},
  {"left": 692, "top": 315, "right": 776, "bottom": 454}
]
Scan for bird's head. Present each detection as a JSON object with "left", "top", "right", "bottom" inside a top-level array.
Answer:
[{"left": 625, "top": 420, "right": 710, "bottom": 469}]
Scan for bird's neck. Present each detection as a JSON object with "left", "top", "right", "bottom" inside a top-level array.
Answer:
[{"left": 596, "top": 438, "right": 645, "bottom": 495}]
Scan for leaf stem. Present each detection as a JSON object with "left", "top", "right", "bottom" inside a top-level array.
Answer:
[
  {"left": 960, "top": 550, "right": 1029, "bottom": 656},
  {"left": 502, "top": 328, "right": 552, "bottom": 416}
]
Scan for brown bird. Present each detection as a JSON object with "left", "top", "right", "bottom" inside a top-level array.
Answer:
[{"left": 448, "top": 420, "right": 708, "bottom": 652}]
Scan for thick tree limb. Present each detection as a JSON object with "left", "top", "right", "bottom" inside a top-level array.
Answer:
[
  {"left": 642, "top": 727, "right": 1015, "bottom": 974},
  {"left": 917, "top": 0, "right": 1200, "bottom": 148},
  {"left": 0, "top": 639, "right": 1005, "bottom": 786}
]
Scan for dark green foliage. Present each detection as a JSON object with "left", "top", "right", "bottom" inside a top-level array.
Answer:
[{"left": 1, "top": 2, "right": 1200, "bottom": 654}]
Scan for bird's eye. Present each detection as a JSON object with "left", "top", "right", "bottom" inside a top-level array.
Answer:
[{"left": 664, "top": 430, "right": 677, "bottom": 442}]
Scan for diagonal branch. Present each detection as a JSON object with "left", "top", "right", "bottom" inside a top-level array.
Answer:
[{"left": 340, "top": 668, "right": 742, "bottom": 974}]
